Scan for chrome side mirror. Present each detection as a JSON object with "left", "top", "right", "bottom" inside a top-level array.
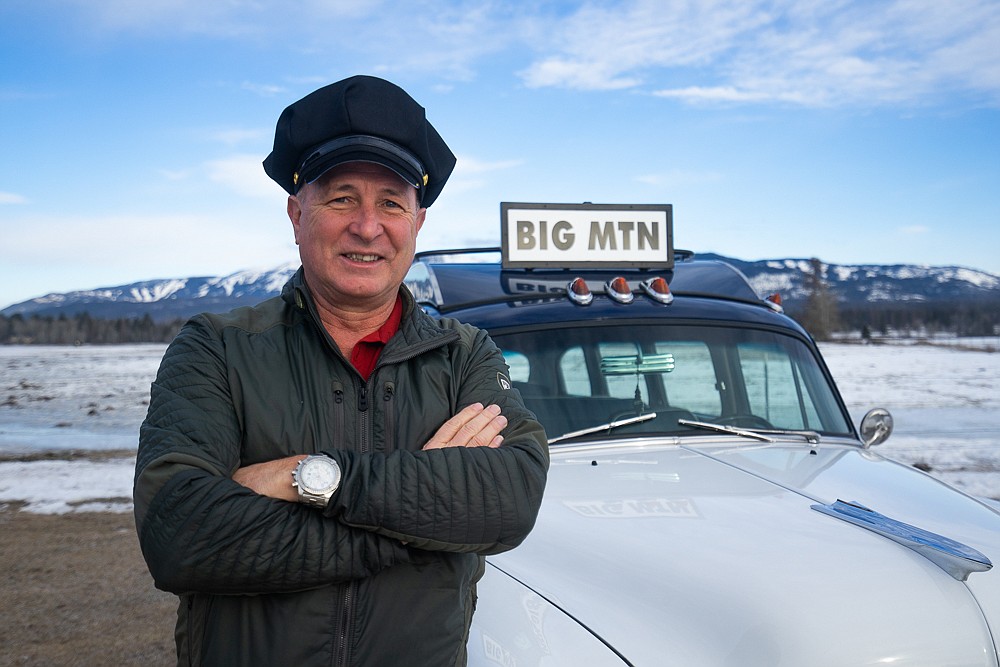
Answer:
[{"left": 860, "top": 408, "right": 893, "bottom": 448}]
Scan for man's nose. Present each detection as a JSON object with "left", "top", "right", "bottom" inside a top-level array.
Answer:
[{"left": 349, "top": 203, "right": 384, "bottom": 240}]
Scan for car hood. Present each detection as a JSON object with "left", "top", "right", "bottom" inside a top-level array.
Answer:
[{"left": 486, "top": 437, "right": 1000, "bottom": 666}]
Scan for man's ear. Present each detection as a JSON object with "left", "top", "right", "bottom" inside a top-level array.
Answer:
[
  {"left": 287, "top": 196, "right": 302, "bottom": 245},
  {"left": 415, "top": 207, "right": 427, "bottom": 235}
]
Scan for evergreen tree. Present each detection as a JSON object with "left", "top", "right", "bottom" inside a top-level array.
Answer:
[{"left": 797, "top": 258, "right": 841, "bottom": 340}]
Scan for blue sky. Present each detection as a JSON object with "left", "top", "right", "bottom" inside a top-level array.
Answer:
[{"left": 2, "top": 0, "right": 999, "bottom": 310}]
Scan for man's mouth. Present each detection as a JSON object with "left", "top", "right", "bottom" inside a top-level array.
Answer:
[{"left": 345, "top": 253, "right": 382, "bottom": 263}]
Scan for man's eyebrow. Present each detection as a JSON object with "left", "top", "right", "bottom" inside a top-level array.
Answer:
[{"left": 323, "top": 180, "right": 411, "bottom": 199}]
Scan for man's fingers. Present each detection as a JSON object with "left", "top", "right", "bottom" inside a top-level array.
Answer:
[
  {"left": 424, "top": 403, "right": 507, "bottom": 450},
  {"left": 454, "top": 404, "right": 506, "bottom": 447}
]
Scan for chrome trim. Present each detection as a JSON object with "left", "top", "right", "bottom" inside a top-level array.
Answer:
[
  {"left": 811, "top": 499, "right": 993, "bottom": 581},
  {"left": 605, "top": 277, "right": 634, "bottom": 304},
  {"left": 567, "top": 277, "right": 594, "bottom": 305},
  {"left": 641, "top": 277, "right": 674, "bottom": 304},
  {"left": 859, "top": 408, "right": 893, "bottom": 448}
]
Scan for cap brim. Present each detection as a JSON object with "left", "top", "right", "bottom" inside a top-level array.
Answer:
[{"left": 296, "top": 135, "right": 426, "bottom": 197}]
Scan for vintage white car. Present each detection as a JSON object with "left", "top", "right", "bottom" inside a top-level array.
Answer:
[{"left": 406, "top": 204, "right": 1000, "bottom": 666}]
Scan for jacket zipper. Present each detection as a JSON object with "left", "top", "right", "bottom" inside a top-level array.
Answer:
[
  {"left": 321, "top": 317, "right": 457, "bottom": 665},
  {"left": 334, "top": 379, "right": 370, "bottom": 665},
  {"left": 186, "top": 596, "right": 194, "bottom": 666},
  {"left": 335, "top": 582, "right": 356, "bottom": 667},
  {"left": 358, "top": 382, "right": 371, "bottom": 454}
]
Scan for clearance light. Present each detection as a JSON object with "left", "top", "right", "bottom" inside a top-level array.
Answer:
[
  {"left": 606, "top": 277, "right": 634, "bottom": 304},
  {"left": 764, "top": 293, "right": 784, "bottom": 313},
  {"left": 641, "top": 277, "right": 674, "bottom": 305},
  {"left": 567, "top": 277, "right": 593, "bottom": 305}
]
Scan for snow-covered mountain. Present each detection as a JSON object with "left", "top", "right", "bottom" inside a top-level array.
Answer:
[
  {"left": 3, "top": 254, "right": 998, "bottom": 321},
  {"left": 701, "top": 254, "right": 1000, "bottom": 307},
  {"left": 2, "top": 263, "right": 299, "bottom": 321}
]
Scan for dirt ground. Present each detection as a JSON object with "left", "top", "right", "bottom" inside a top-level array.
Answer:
[{"left": 0, "top": 509, "right": 177, "bottom": 666}]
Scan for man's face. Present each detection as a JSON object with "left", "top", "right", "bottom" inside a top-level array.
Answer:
[{"left": 288, "top": 161, "right": 426, "bottom": 310}]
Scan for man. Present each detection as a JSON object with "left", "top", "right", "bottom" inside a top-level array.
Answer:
[{"left": 134, "top": 75, "right": 549, "bottom": 666}]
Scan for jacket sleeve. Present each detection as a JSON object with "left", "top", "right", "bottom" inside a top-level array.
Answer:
[
  {"left": 134, "top": 318, "right": 416, "bottom": 596},
  {"left": 323, "top": 324, "right": 549, "bottom": 555}
]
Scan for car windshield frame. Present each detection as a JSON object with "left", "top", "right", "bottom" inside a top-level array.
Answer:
[{"left": 490, "top": 320, "right": 854, "bottom": 444}]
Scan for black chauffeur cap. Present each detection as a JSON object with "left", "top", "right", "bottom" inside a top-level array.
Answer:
[{"left": 263, "top": 75, "right": 456, "bottom": 207}]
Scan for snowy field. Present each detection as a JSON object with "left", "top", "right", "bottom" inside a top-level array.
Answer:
[{"left": 0, "top": 341, "right": 997, "bottom": 513}]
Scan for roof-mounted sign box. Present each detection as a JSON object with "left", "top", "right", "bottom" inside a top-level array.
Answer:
[{"left": 501, "top": 202, "right": 673, "bottom": 269}]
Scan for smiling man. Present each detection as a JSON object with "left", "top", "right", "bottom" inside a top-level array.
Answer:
[{"left": 134, "top": 76, "right": 548, "bottom": 666}]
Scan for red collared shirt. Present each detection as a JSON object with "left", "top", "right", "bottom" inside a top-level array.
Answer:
[{"left": 350, "top": 295, "right": 403, "bottom": 380}]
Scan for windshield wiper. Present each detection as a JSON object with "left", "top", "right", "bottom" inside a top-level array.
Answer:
[
  {"left": 549, "top": 412, "right": 657, "bottom": 445},
  {"left": 677, "top": 419, "right": 775, "bottom": 442}
]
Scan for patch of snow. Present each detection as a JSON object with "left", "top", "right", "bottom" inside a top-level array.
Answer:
[
  {"left": 1, "top": 342, "right": 997, "bottom": 512},
  {"left": 128, "top": 279, "right": 187, "bottom": 303}
]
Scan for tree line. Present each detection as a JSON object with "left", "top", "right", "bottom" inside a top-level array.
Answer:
[
  {"left": 2, "top": 278, "right": 997, "bottom": 345},
  {"left": 0, "top": 312, "right": 185, "bottom": 345},
  {"left": 785, "top": 258, "right": 999, "bottom": 341}
]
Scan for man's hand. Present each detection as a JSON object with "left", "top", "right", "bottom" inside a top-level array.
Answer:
[
  {"left": 232, "top": 455, "right": 306, "bottom": 501},
  {"left": 233, "top": 403, "right": 505, "bottom": 498},
  {"left": 423, "top": 403, "right": 507, "bottom": 450}
]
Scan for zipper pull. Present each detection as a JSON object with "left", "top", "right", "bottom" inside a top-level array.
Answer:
[
  {"left": 383, "top": 382, "right": 395, "bottom": 402},
  {"left": 333, "top": 381, "right": 344, "bottom": 404},
  {"left": 358, "top": 386, "right": 368, "bottom": 411}
]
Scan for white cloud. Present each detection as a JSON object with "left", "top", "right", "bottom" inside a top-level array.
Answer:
[
  {"left": 0, "top": 210, "right": 297, "bottom": 293},
  {"left": 521, "top": 58, "right": 640, "bottom": 91},
  {"left": 204, "top": 154, "right": 282, "bottom": 199},
  {"left": 456, "top": 155, "right": 523, "bottom": 175},
  {"left": 443, "top": 154, "right": 524, "bottom": 195},
  {"left": 38, "top": 0, "right": 1000, "bottom": 107},
  {"left": 0, "top": 192, "right": 28, "bottom": 204},
  {"left": 519, "top": 0, "right": 767, "bottom": 90},
  {"left": 240, "top": 82, "right": 287, "bottom": 98},
  {"left": 517, "top": 0, "right": 1000, "bottom": 108},
  {"left": 157, "top": 169, "right": 191, "bottom": 182},
  {"left": 652, "top": 86, "right": 810, "bottom": 105},
  {"left": 210, "top": 127, "right": 270, "bottom": 146}
]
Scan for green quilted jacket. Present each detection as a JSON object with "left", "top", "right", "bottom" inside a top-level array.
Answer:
[{"left": 134, "top": 268, "right": 549, "bottom": 666}]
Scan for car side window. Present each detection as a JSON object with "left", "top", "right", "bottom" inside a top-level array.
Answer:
[
  {"left": 503, "top": 350, "right": 530, "bottom": 383},
  {"left": 560, "top": 347, "right": 591, "bottom": 396},
  {"left": 737, "top": 343, "right": 821, "bottom": 429}
]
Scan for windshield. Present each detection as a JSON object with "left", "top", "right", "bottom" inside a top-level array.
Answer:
[{"left": 492, "top": 323, "right": 852, "bottom": 443}]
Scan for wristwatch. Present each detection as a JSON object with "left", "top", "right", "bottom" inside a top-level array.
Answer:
[{"left": 292, "top": 454, "right": 342, "bottom": 508}]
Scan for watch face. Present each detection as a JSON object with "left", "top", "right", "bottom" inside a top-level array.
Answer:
[{"left": 301, "top": 457, "right": 340, "bottom": 493}]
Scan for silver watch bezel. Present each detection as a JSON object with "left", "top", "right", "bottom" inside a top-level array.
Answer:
[{"left": 292, "top": 454, "right": 342, "bottom": 508}]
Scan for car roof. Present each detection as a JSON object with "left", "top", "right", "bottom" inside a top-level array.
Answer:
[{"left": 404, "top": 247, "right": 810, "bottom": 336}]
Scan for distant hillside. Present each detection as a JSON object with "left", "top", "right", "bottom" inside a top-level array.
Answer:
[
  {"left": 700, "top": 254, "right": 1000, "bottom": 306},
  {"left": 3, "top": 254, "right": 999, "bottom": 328},
  {"left": 1, "top": 263, "right": 299, "bottom": 322}
]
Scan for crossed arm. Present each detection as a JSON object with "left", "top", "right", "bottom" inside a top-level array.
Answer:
[
  {"left": 232, "top": 402, "right": 509, "bottom": 501},
  {"left": 135, "top": 318, "right": 547, "bottom": 595}
]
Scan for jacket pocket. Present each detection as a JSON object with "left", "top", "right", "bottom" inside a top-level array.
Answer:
[
  {"left": 180, "top": 593, "right": 210, "bottom": 667},
  {"left": 454, "top": 557, "right": 486, "bottom": 667}
]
